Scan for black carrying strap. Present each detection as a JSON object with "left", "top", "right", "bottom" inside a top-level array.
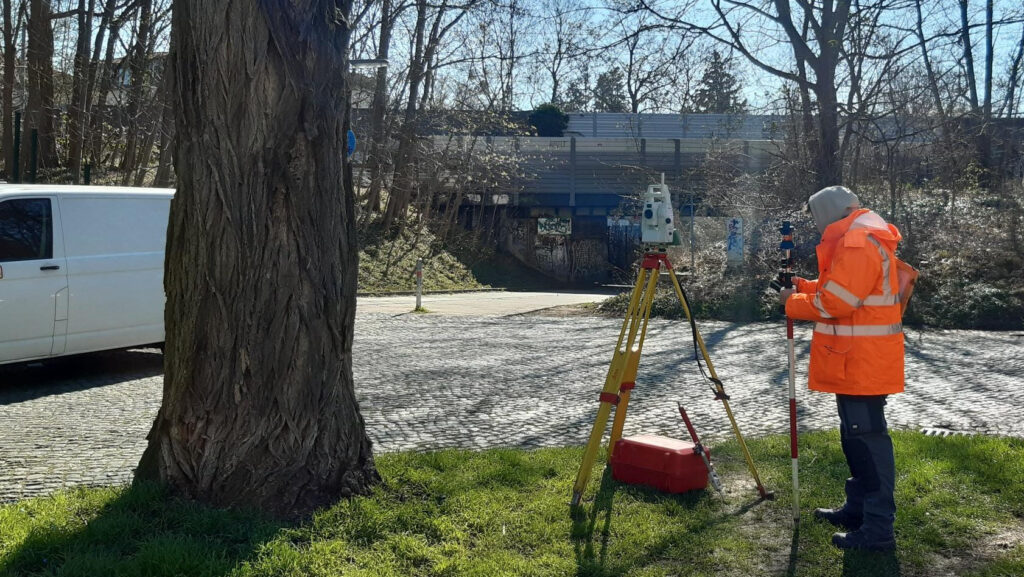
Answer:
[{"left": 679, "top": 284, "right": 730, "bottom": 401}]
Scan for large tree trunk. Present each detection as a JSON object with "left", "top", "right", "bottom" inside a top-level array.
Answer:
[
  {"left": 137, "top": 0, "right": 379, "bottom": 519},
  {"left": 21, "top": 0, "right": 59, "bottom": 176}
]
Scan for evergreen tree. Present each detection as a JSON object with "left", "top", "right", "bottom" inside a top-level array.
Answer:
[
  {"left": 529, "top": 103, "right": 570, "bottom": 136},
  {"left": 561, "top": 71, "right": 592, "bottom": 112},
  {"left": 690, "top": 50, "right": 747, "bottom": 114},
  {"left": 594, "top": 67, "right": 627, "bottom": 113}
]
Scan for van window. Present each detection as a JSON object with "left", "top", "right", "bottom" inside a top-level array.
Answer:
[{"left": 0, "top": 198, "right": 52, "bottom": 262}]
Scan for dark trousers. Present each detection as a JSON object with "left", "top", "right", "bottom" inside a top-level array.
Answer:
[{"left": 836, "top": 394, "right": 896, "bottom": 538}]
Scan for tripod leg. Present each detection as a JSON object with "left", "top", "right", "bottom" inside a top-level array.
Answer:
[
  {"left": 608, "top": 266, "right": 660, "bottom": 459},
  {"left": 666, "top": 263, "right": 774, "bottom": 500},
  {"left": 571, "top": 268, "right": 652, "bottom": 506}
]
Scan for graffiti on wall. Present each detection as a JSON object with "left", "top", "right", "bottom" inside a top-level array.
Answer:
[{"left": 538, "top": 217, "right": 572, "bottom": 236}]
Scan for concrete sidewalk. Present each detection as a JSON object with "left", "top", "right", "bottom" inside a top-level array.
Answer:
[{"left": 357, "top": 290, "right": 615, "bottom": 316}]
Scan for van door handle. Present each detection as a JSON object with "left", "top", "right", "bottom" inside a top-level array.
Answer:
[{"left": 40, "top": 265, "right": 61, "bottom": 271}]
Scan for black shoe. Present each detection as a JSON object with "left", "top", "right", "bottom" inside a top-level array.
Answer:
[
  {"left": 813, "top": 507, "right": 862, "bottom": 530},
  {"left": 831, "top": 530, "right": 895, "bottom": 552}
]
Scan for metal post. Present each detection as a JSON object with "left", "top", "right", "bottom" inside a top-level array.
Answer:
[
  {"left": 689, "top": 189, "right": 696, "bottom": 270},
  {"left": 12, "top": 111, "right": 20, "bottom": 183},
  {"left": 569, "top": 137, "right": 576, "bottom": 207},
  {"left": 415, "top": 258, "right": 423, "bottom": 310}
]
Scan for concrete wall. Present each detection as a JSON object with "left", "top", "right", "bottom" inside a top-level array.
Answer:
[
  {"left": 501, "top": 216, "right": 609, "bottom": 283},
  {"left": 500, "top": 210, "right": 771, "bottom": 284}
]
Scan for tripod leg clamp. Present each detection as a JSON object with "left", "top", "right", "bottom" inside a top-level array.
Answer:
[
  {"left": 599, "top": 393, "right": 620, "bottom": 405},
  {"left": 710, "top": 378, "right": 730, "bottom": 401}
]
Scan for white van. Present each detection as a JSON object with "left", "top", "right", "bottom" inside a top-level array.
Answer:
[{"left": 0, "top": 185, "right": 173, "bottom": 365}]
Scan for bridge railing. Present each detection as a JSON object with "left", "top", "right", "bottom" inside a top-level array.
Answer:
[{"left": 352, "top": 135, "right": 782, "bottom": 210}]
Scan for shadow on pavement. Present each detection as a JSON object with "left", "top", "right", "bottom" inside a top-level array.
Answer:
[{"left": 0, "top": 349, "right": 163, "bottom": 406}]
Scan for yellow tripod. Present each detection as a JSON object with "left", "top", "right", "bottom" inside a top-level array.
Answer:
[{"left": 570, "top": 249, "right": 774, "bottom": 506}]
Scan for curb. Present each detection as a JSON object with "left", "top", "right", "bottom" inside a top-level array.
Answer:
[{"left": 357, "top": 288, "right": 506, "bottom": 297}]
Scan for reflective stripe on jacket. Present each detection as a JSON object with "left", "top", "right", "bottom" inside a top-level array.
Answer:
[{"left": 785, "top": 209, "right": 905, "bottom": 396}]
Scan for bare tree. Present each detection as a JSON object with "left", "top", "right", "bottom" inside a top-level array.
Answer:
[
  {"left": 151, "top": 55, "right": 173, "bottom": 187},
  {"left": 383, "top": 0, "right": 479, "bottom": 229},
  {"left": 66, "top": 0, "right": 94, "bottom": 182},
  {"left": 637, "top": 0, "right": 891, "bottom": 190},
  {"left": 21, "top": 0, "right": 59, "bottom": 176},
  {"left": 119, "top": 0, "right": 151, "bottom": 184},
  {"left": 88, "top": 0, "right": 125, "bottom": 167},
  {"left": 607, "top": 10, "right": 696, "bottom": 114},
  {"left": 537, "top": 0, "right": 590, "bottom": 105},
  {"left": 999, "top": 23, "right": 1024, "bottom": 118},
  {"left": 1, "top": 0, "right": 20, "bottom": 178},
  {"left": 361, "top": 0, "right": 408, "bottom": 219}
]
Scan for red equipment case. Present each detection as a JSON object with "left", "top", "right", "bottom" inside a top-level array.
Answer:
[{"left": 610, "top": 434, "right": 709, "bottom": 494}]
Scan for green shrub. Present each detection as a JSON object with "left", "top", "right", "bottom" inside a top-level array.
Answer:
[{"left": 914, "top": 279, "right": 1024, "bottom": 330}]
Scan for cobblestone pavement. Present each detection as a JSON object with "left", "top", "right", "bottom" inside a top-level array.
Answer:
[{"left": 2, "top": 314, "right": 1023, "bottom": 502}]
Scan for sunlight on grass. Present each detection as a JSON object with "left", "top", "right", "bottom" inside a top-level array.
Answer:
[{"left": 1, "top": 432, "right": 1021, "bottom": 577}]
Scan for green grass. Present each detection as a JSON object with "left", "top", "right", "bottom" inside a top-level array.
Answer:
[
  {"left": 2, "top": 431, "right": 1022, "bottom": 577},
  {"left": 358, "top": 227, "right": 487, "bottom": 294}
]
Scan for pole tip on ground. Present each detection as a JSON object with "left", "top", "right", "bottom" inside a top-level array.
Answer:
[{"left": 760, "top": 489, "right": 777, "bottom": 501}]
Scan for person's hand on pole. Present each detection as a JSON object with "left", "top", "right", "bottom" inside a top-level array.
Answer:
[{"left": 780, "top": 288, "right": 796, "bottom": 307}]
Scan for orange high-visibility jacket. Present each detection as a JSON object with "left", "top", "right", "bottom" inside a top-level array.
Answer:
[{"left": 785, "top": 209, "right": 905, "bottom": 396}]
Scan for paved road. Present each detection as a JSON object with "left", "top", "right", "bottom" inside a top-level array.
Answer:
[{"left": 2, "top": 295, "right": 1023, "bottom": 502}]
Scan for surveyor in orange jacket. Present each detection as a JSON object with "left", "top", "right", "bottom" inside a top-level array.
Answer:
[{"left": 781, "top": 185, "right": 903, "bottom": 552}]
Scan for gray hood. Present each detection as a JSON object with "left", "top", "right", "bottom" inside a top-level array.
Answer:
[{"left": 807, "top": 186, "right": 860, "bottom": 233}]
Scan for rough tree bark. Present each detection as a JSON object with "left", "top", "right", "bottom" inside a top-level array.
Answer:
[{"left": 136, "top": 0, "right": 380, "bottom": 519}]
